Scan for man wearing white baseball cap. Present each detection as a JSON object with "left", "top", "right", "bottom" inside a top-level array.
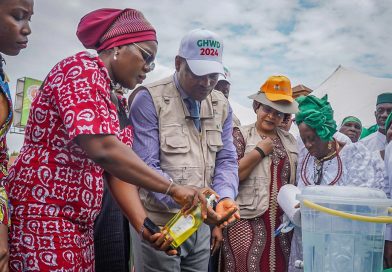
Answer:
[
  {"left": 214, "top": 66, "right": 242, "bottom": 127},
  {"left": 129, "top": 28, "right": 240, "bottom": 271},
  {"left": 215, "top": 66, "right": 232, "bottom": 98},
  {"left": 178, "top": 28, "right": 225, "bottom": 76}
]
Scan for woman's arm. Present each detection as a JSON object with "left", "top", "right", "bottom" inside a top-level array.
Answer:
[
  {"left": 106, "top": 175, "right": 146, "bottom": 234},
  {"left": 0, "top": 188, "right": 9, "bottom": 271},
  {"left": 106, "top": 175, "right": 177, "bottom": 255},
  {"left": 238, "top": 137, "right": 274, "bottom": 181},
  {"left": 0, "top": 224, "right": 9, "bottom": 272},
  {"left": 0, "top": 92, "right": 9, "bottom": 127},
  {"left": 76, "top": 134, "right": 203, "bottom": 213},
  {"left": 238, "top": 149, "right": 263, "bottom": 181}
]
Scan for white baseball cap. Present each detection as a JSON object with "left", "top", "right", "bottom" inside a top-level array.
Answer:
[
  {"left": 178, "top": 28, "right": 224, "bottom": 76},
  {"left": 218, "top": 66, "right": 231, "bottom": 84}
]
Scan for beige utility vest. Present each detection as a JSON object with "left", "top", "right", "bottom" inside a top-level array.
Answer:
[
  {"left": 139, "top": 76, "right": 229, "bottom": 225},
  {"left": 236, "top": 123, "right": 298, "bottom": 219},
  {"left": 232, "top": 113, "right": 241, "bottom": 127}
]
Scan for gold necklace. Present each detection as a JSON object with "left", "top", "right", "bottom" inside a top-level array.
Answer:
[
  {"left": 315, "top": 150, "right": 337, "bottom": 164},
  {"left": 315, "top": 140, "right": 340, "bottom": 164},
  {"left": 256, "top": 128, "right": 277, "bottom": 139}
]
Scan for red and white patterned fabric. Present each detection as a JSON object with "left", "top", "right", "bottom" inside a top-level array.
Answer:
[{"left": 5, "top": 51, "right": 133, "bottom": 271}]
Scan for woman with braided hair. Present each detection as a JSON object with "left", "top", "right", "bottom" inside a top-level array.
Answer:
[{"left": 288, "top": 94, "right": 385, "bottom": 271}]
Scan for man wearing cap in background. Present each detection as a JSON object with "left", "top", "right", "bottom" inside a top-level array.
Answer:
[
  {"left": 215, "top": 66, "right": 241, "bottom": 127},
  {"left": 339, "top": 116, "right": 362, "bottom": 143},
  {"left": 361, "top": 92, "right": 392, "bottom": 151},
  {"left": 129, "top": 28, "right": 240, "bottom": 271}
]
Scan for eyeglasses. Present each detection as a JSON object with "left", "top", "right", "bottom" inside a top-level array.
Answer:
[
  {"left": 260, "top": 104, "right": 284, "bottom": 118},
  {"left": 132, "top": 43, "right": 155, "bottom": 71}
]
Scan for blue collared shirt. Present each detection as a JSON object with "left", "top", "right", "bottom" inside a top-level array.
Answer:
[
  {"left": 173, "top": 74, "right": 201, "bottom": 131},
  {"left": 129, "top": 73, "right": 238, "bottom": 208}
]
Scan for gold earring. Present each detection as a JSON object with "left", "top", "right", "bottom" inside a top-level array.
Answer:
[{"left": 328, "top": 141, "right": 332, "bottom": 150}]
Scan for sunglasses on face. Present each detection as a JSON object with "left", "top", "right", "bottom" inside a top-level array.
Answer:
[
  {"left": 131, "top": 43, "right": 155, "bottom": 71},
  {"left": 260, "top": 104, "right": 284, "bottom": 118}
]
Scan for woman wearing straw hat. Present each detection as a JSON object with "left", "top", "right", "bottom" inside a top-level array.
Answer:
[
  {"left": 220, "top": 76, "right": 299, "bottom": 272},
  {"left": 5, "top": 8, "right": 211, "bottom": 271},
  {"left": 288, "top": 94, "right": 385, "bottom": 271}
]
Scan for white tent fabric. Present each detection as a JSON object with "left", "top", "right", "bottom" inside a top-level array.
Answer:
[
  {"left": 313, "top": 65, "right": 392, "bottom": 127},
  {"left": 229, "top": 100, "right": 255, "bottom": 126}
]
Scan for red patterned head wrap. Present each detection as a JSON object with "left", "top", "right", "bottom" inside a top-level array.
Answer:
[{"left": 76, "top": 8, "right": 157, "bottom": 51}]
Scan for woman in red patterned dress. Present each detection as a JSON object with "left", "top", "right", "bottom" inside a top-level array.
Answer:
[
  {"left": 220, "top": 76, "right": 299, "bottom": 272},
  {"left": 5, "top": 8, "right": 204, "bottom": 271}
]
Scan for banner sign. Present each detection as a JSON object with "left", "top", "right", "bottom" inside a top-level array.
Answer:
[{"left": 13, "top": 77, "right": 42, "bottom": 128}]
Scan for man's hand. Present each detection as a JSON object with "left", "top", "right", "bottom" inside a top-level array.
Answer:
[
  {"left": 0, "top": 224, "right": 9, "bottom": 272},
  {"left": 142, "top": 228, "right": 178, "bottom": 256},
  {"left": 210, "top": 227, "right": 223, "bottom": 256},
  {"left": 170, "top": 184, "right": 206, "bottom": 215},
  {"left": 196, "top": 188, "right": 237, "bottom": 226},
  {"left": 215, "top": 198, "right": 240, "bottom": 226},
  {"left": 198, "top": 187, "right": 220, "bottom": 220}
]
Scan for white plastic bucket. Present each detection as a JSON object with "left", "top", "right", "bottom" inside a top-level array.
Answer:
[{"left": 297, "top": 186, "right": 392, "bottom": 272}]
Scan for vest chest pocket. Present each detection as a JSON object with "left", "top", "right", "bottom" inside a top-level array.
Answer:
[
  {"left": 236, "top": 185, "right": 258, "bottom": 209},
  {"left": 162, "top": 134, "right": 190, "bottom": 154},
  {"left": 236, "top": 177, "right": 269, "bottom": 211},
  {"left": 206, "top": 130, "right": 223, "bottom": 152}
]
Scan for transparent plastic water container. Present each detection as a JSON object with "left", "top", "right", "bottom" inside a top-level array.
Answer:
[{"left": 297, "top": 186, "right": 392, "bottom": 272}]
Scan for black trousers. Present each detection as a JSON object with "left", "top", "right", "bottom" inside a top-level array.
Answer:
[{"left": 94, "top": 178, "right": 130, "bottom": 272}]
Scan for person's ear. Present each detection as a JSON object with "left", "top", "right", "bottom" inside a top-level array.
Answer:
[
  {"left": 113, "top": 46, "right": 120, "bottom": 60},
  {"left": 175, "top": 56, "right": 182, "bottom": 72}
]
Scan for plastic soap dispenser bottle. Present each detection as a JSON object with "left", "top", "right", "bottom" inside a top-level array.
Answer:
[{"left": 164, "top": 193, "right": 217, "bottom": 248}]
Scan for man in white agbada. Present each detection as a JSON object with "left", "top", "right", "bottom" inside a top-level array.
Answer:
[
  {"left": 287, "top": 95, "right": 385, "bottom": 271},
  {"left": 361, "top": 92, "right": 392, "bottom": 152}
]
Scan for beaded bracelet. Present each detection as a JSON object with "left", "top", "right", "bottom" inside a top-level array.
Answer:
[{"left": 254, "top": 146, "right": 266, "bottom": 158}]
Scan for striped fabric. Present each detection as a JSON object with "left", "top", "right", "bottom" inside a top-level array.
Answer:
[
  {"left": 100, "top": 9, "right": 154, "bottom": 42},
  {"left": 77, "top": 8, "right": 156, "bottom": 51}
]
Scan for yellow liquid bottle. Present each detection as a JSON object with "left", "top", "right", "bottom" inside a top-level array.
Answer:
[{"left": 165, "top": 194, "right": 216, "bottom": 248}]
